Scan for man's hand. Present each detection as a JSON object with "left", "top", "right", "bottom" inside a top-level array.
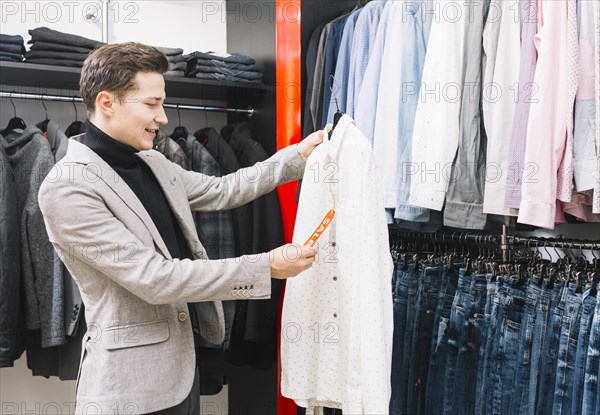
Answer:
[
  {"left": 269, "top": 243, "right": 318, "bottom": 279},
  {"left": 297, "top": 130, "right": 325, "bottom": 162}
]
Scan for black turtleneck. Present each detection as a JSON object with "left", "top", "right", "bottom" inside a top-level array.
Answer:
[{"left": 83, "top": 120, "right": 192, "bottom": 260}]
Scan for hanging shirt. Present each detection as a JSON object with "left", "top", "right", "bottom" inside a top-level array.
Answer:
[
  {"left": 441, "top": 0, "right": 489, "bottom": 230},
  {"left": 346, "top": 0, "right": 387, "bottom": 118},
  {"left": 517, "top": 0, "right": 569, "bottom": 229},
  {"left": 481, "top": 0, "right": 521, "bottom": 216},
  {"left": 595, "top": 0, "right": 600, "bottom": 214},
  {"left": 409, "top": 0, "right": 469, "bottom": 212},
  {"left": 281, "top": 115, "right": 393, "bottom": 415},
  {"left": 324, "top": 7, "right": 362, "bottom": 125},
  {"left": 573, "top": 0, "right": 598, "bottom": 193},
  {"left": 504, "top": 0, "right": 540, "bottom": 211},
  {"left": 389, "top": 0, "right": 434, "bottom": 224},
  {"left": 353, "top": 1, "right": 393, "bottom": 144}
]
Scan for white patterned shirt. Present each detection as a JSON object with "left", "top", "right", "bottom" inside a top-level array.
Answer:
[{"left": 280, "top": 115, "right": 393, "bottom": 415}]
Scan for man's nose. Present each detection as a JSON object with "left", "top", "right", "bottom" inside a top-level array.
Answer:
[{"left": 156, "top": 106, "right": 168, "bottom": 125}]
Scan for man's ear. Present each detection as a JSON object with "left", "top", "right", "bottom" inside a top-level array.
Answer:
[{"left": 95, "top": 91, "right": 115, "bottom": 117}]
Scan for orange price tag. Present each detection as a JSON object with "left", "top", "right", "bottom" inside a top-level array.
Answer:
[{"left": 304, "top": 209, "right": 336, "bottom": 247}]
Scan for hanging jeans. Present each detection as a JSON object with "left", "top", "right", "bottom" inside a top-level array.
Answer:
[
  {"left": 406, "top": 266, "right": 443, "bottom": 414},
  {"left": 483, "top": 275, "right": 527, "bottom": 415},
  {"left": 474, "top": 274, "right": 501, "bottom": 414},
  {"left": 425, "top": 266, "right": 459, "bottom": 415},
  {"left": 583, "top": 294, "right": 600, "bottom": 413},
  {"left": 443, "top": 271, "right": 487, "bottom": 414},
  {"left": 390, "top": 264, "right": 419, "bottom": 414},
  {"left": 571, "top": 289, "right": 596, "bottom": 414},
  {"left": 552, "top": 284, "right": 585, "bottom": 414},
  {"left": 535, "top": 281, "right": 569, "bottom": 414},
  {"left": 509, "top": 275, "right": 553, "bottom": 415}
]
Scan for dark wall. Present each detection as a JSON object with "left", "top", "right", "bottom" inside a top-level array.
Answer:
[
  {"left": 227, "top": 0, "right": 276, "bottom": 155},
  {"left": 300, "top": 0, "right": 356, "bottom": 122}
]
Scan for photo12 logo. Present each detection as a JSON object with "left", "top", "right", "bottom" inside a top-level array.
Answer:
[{"left": 1, "top": 1, "right": 140, "bottom": 24}]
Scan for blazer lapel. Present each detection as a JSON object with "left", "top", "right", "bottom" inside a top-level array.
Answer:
[{"left": 66, "top": 139, "right": 171, "bottom": 259}]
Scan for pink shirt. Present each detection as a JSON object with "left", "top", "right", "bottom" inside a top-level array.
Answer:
[{"left": 517, "top": 0, "right": 569, "bottom": 229}]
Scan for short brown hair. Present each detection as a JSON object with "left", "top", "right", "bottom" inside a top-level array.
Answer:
[{"left": 80, "top": 42, "right": 169, "bottom": 112}]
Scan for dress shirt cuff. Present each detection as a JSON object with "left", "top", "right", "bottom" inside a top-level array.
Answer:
[
  {"left": 408, "top": 189, "right": 446, "bottom": 211},
  {"left": 517, "top": 199, "right": 556, "bottom": 229},
  {"left": 443, "top": 201, "right": 487, "bottom": 230}
]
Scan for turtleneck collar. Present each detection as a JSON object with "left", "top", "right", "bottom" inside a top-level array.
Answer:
[{"left": 83, "top": 119, "right": 139, "bottom": 168}]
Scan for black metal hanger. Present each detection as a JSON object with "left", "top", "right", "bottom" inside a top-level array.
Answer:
[
  {"left": 170, "top": 104, "right": 189, "bottom": 149},
  {"left": 65, "top": 97, "right": 86, "bottom": 138},
  {"left": 328, "top": 75, "right": 344, "bottom": 140},
  {"left": 1, "top": 95, "right": 27, "bottom": 136},
  {"left": 37, "top": 96, "right": 51, "bottom": 133}
]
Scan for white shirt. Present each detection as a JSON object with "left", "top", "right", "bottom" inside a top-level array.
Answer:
[
  {"left": 409, "top": 0, "right": 468, "bottom": 211},
  {"left": 481, "top": 0, "right": 521, "bottom": 216},
  {"left": 280, "top": 115, "right": 393, "bottom": 415}
]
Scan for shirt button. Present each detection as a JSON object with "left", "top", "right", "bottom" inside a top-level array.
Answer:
[
  {"left": 178, "top": 312, "right": 188, "bottom": 322},
  {"left": 331, "top": 242, "right": 337, "bottom": 247},
  {"left": 332, "top": 276, "right": 337, "bottom": 281},
  {"left": 333, "top": 313, "right": 338, "bottom": 318}
]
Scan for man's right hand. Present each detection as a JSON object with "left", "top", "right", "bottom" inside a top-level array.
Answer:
[{"left": 269, "top": 244, "right": 318, "bottom": 279}]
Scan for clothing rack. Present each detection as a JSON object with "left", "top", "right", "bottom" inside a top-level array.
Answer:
[
  {"left": 0, "top": 91, "right": 254, "bottom": 117},
  {"left": 389, "top": 225, "right": 600, "bottom": 262}
]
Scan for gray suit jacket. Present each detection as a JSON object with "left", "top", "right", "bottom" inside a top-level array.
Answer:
[{"left": 38, "top": 138, "right": 305, "bottom": 414}]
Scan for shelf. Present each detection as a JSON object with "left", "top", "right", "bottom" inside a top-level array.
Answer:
[{"left": 0, "top": 61, "right": 266, "bottom": 103}]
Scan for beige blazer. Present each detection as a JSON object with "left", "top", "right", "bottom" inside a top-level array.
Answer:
[{"left": 38, "top": 138, "right": 305, "bottom": 414}]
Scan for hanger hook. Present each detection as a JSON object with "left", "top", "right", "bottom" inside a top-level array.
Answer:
[
  {"left": 9, "top": 95, "right": 17, "bottom": 117},
  {"left": 72, "top": 97, "right": 78, "bottom": 121},
  {"left": 41, "top": 95, "right": 48, "bottom": 119},
  {"left": 329, "top": 75, "right": 341, "bottom": 113},
  {"left": 176, "top": 104, "right": 181, "bottom": 126}
]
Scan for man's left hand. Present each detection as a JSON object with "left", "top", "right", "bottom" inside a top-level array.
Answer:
[{"left": 297, "top": 130, "right": 324, "bottom": 162}]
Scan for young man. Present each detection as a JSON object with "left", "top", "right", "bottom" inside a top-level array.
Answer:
[{"left": 38, "top": 42, "right": 323, "bottom": 415}]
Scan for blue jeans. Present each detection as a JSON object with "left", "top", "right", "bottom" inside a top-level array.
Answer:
[
  {"left": 486, "top": 275, "right": 526, "bottom": 415},
  {"left": 463, "top": 274, "right": 488, "bottom": 414},
  {"left": 444, "top": 272, "right": 487, "bottom": 414},
  {"left": 443, "top": 268, "right": 475, "bottom": 414},
  {"left": 474, "top": 274, "right": 500, "bottom": 414},
  {"left": 0, "top": 43, "right": 24, "bottom": 54},
  {"left": 0, "top": 33, "right": 24, "bottom": 45},
  {"left": 406, "top": 266, "right": 442, "bottom": 414},
  {"left": 571, "top": 289, "right": 596, "bottom": 414},
  {"left": 583, "top": 294, "right": 600, "bottom": 413},
  {"left": 553, "top": 284, "right": 584, "bottom": 414},
  {"left": 184, "top": 51, "right": 255, "bottom": 65},
  {"left": 509, "top": 275, "right": 553, "bottom": 415},
  {"left": 193, "top": 65, "right": 262, "bottom": 80},
  {"left": 426, "top": 266, "right": 459, "bottom": 415},
  {"left": 536, "top": 281, "right": 569, "bottom": 414},
  {"left": 194, "top": 72, "right": 262, "bottom": 83},
  {"left": 390, "top": 263, "right": 417, "bottom": 414}
]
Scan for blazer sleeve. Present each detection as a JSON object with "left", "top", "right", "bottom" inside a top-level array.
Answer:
[
  {"left": 38, "top": 178, "right": 272, "bottom": 306},
  {"left": 175, "top": 144, "right": 306, "bottom": 211}
]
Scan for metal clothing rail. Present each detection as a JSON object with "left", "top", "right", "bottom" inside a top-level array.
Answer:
[
  {"left": 389, "top": 225, "right": 600, "bottom": 262},
  {"left": 0, "top": 91, "right": 254, "bottom": 117}
]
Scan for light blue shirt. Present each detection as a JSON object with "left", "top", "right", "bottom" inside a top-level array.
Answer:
[
  {"left": 347, "top": 1, "right": 388, "bottom": 119},
  {"left": 353, "top": 1, "right": 393, "bottom": 144},
  {"left": 394, "top": 0, "right": 435, "bottom": 223},
  {"left": 324, "top": 7, "right": 363, "bottom": 125}
]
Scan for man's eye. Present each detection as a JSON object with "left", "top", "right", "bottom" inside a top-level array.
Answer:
[{"left": 147, "top": 103, "right": 157, "bottom": 107}]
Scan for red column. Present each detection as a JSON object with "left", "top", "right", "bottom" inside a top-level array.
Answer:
[{"left": 275, "top": 1, "right": 301, "bottom": 414}]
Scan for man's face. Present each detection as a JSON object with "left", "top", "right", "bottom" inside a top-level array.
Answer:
[{"left": 110, "top": 71, "right": 168, "bottom": 151}]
